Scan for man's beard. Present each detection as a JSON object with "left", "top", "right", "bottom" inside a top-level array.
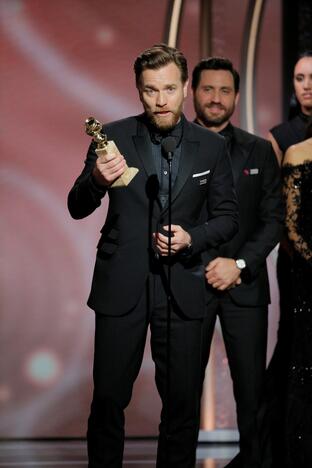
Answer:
[
  {"left": 194, "top": 102, "right": 234, "bottom": 128},
  {"left": 145, "top": 105, "right": 183, "bottom": 132}
]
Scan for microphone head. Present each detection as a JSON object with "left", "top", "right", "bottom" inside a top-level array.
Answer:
[{"left": 161, "top": 136, "right": 177, "bottom": 155}]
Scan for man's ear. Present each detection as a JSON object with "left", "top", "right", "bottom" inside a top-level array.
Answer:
[
  {"left": 235, "top": 92, "right": 240, "bottom": 106},
  {"left": 183, "top": 79, "right": 189, "bottom": 99},
  {"left": 137, "top": 86, "right": 143, "bottom": 104}
]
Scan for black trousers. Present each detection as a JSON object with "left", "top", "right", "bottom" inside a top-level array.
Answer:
[
  {"left": 87, "top": 273, "right": 203, "bottom": 467},
  {"left": 201, "top": 294, "right": 268, "bottom": 468}
]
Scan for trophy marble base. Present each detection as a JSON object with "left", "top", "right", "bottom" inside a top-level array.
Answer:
[
  {"left": 95, "top": 142, "right": 138, "bottom": 188},
  {"left": 111, "top": 167, "right": 139, "bottom": 187}
]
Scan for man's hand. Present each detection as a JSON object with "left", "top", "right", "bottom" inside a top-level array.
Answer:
[
  {"left": 205, "top": 257, "right": 242, "bottom": 290},
  {"left": 92, "top": 152, "right": 127, "bottom": 186},
  {"left": 153, "top": 225, "right": 191, "bottom": 256}
]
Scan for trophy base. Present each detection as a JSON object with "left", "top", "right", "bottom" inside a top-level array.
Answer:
[
  {"left": 95, "top": 144, "right": 139, "bottom": 188},
  {"left": 111, "top": 167, "right": 139, "bottom": 187}
]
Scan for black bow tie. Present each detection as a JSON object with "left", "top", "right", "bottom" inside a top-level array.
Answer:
[
  {"left": 150, "top": 124, "right": 183, "bottom": 147},
  {"left": 150, "top": 131, "right": 166, "bottom": 145}
]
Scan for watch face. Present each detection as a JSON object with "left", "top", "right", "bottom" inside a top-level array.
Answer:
[{"left": 236, "top": 259, "right": 246, "bottom": 269}]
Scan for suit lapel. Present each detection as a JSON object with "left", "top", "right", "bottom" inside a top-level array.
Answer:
[
  {"left": 171, "top": 139, "right": 197, "bottom": 203},
  {"left": 132, "top": 118, "right": 156, "bottom": 178},
  {"left": 132, "top": 117, "right": 163, "bottom": 212},
  {"left": 231, "top": 128, "right": 256, "bottom": 185}
]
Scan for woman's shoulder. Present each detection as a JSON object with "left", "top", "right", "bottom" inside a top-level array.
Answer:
[
  {"left": 283, "top": 139, "right": 312, "bottom": 167},
  {"left": 270, "top": 114, "right": 307, "bottom": 155}
]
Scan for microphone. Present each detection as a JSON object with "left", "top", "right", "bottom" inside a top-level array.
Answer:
[{"left": 161, "top": 136, "right": 177, "bottom": 161}]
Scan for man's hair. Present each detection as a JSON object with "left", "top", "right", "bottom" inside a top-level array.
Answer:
[
  {"left": 134, "top": 43, "right": 188, "bottom": 86},
  {"left": 192, "top": 57, "right": 240, "bottom": 93}
]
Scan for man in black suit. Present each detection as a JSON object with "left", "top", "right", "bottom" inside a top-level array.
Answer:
[
  {"left": 192, "top": 57, "right": 284, "bottom": 467},
  {"left": 68, "top": 45, "right": 238, "bottom": 468}
]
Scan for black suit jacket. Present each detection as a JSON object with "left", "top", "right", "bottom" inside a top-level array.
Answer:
[
  {"left": 204, "top": 125, "right": 284, "bottom": 306},
  {"left": 68, "top": 114, "right": 238, "bottom": 317}
]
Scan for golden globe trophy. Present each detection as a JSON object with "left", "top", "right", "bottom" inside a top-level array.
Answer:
[{"left": 85, "top": 116, "right": 139, "bottom": 188}]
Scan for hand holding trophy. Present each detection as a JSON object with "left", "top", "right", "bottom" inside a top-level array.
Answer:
[{"left": 85, "top": 117, "right": 139, "bottom": 188}]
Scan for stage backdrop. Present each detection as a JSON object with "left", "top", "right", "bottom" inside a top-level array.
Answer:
[{"left": 1, "top": 0, "right": 281, "bottom": 437}]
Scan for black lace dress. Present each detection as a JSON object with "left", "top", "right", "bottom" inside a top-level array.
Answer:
[
  {"left": 269, "top": 114, "right": 309, "bottom": 371},
  {"left": 282, "top": 160, "right": 312, "bottom": 467}
]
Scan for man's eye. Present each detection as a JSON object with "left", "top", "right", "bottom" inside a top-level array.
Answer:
[{"left": 146, "top": 89, "right": 155, "bottom": 96}]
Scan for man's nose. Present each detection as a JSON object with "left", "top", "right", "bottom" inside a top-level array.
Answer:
[
  {"left": 156, "top": 92, "right": 167, "bottom": 106},
  {"left": 211, "top": 90, "right": 221, "bottom": 102}
]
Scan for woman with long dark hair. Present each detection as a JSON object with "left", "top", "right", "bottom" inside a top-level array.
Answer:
[
  {"left": 267, "top": 55, "right": 312, "bottom": 421},
  {"left": 268, "top": 51, "right": 312, "bottom": 165}
]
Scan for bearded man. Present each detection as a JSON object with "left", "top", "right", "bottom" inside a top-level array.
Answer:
[
  {"left": 192, "top": 57, "right": 284, "bottom": 468},
  {"left": 68, "top": 45, "right": 238, "bottom": 467}
]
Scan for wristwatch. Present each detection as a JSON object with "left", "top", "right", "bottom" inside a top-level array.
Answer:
[{"left": 235, "top": 259, "right": 246, "bottom": 270}]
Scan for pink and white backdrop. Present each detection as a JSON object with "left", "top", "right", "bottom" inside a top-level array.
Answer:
[{"left": 1, "top": 0, "right": 282, "bottom": 437}]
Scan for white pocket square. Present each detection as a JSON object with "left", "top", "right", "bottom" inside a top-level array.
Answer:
[{"left": 192, "top": 169, "right": 210, "bottom": 178}]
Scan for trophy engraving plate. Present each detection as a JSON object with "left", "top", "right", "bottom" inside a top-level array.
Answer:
[{"left": 85, "top": 117, "right": 139, "bottom": 188}]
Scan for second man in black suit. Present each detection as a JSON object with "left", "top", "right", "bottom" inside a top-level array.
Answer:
[{"left": 192, "top": 57, "right": 284, "bottom": 468}]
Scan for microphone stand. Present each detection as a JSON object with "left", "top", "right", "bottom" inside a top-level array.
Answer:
[
  {"left": 166, "top": 150, "right": 173, "bottom": 453},
  {"left": 161, "top": 136, "right": 176, "bottom": 465}
]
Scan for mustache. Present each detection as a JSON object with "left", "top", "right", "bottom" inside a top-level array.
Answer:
[{"left": 206, "top": 103, "right": 226, "bottom": 110}]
